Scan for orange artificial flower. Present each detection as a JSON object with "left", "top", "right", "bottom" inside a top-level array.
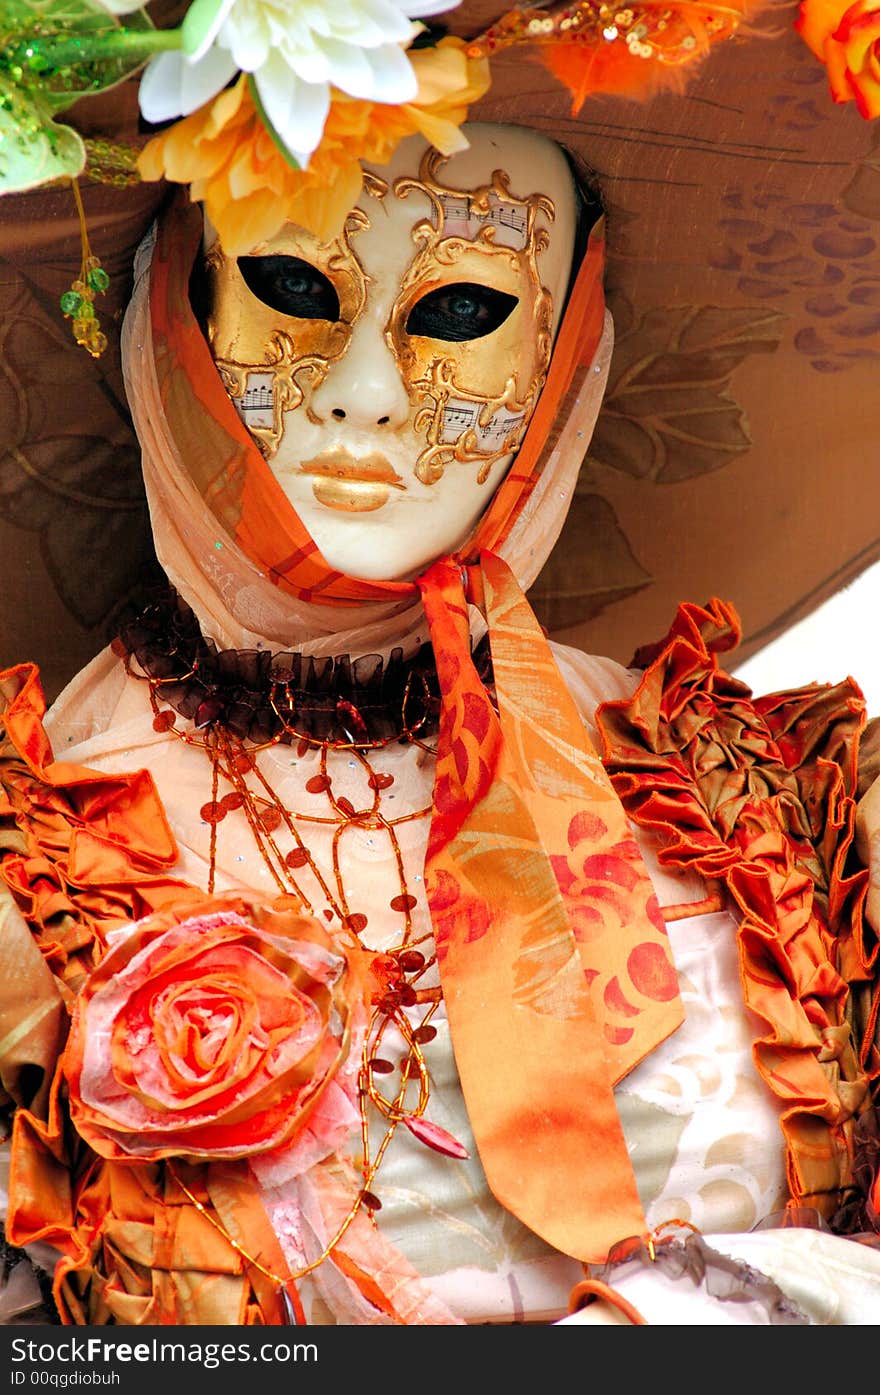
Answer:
[
  {"left": 62, "top": 894, "right": 372, "bottom": 1162},
  {"left": 138, "top": 38, "right": 490, "bottom": 252},
  {"left": 797, "top": 0, "right": 880, "bottom": 118}
]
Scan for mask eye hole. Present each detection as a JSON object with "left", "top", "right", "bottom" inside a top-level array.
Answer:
[
  {"left": 405, "top": 282, "right": 518, "bottom": 342},
  {"left": 237, "top": 255, "right": 341, "bottom": 320}
]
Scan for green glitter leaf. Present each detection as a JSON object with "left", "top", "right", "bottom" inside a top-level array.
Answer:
[
  {"left": 0, "top": 1, "right": 180, "bottom": 115},
  {"left": 0, "top": 71, "right": 85, "bottom": 192}
]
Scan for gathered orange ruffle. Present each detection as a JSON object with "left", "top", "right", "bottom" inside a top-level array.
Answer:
[
  {"left": 596, "top": 598, "right": 879, "bottom": 1225},
  {"left": 42, "top": 1152, "right": 454, "bottom": 1326},
  {"left": 0, "top": 663, "right": 203, "bottom": 1001},
  {"left": 12, "top": 1082, "right": 461, "bottom": 1325}
]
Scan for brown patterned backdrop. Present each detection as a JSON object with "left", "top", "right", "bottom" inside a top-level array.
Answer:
[{"left": 1, "top": 2, "right": 878, "bottom": 701}]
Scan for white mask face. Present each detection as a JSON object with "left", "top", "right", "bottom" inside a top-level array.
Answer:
[{"left": 204, "top": 123, "right": 578, "bottom": 581}]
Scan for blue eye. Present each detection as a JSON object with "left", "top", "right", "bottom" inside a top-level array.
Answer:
[
  {"left": 406, "top": 282, "right": 518, "bottom": 342},
  {"left": 237, "top": 255, "right": 340, "bottom": 320}
]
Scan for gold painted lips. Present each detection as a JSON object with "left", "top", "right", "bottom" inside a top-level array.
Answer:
[{"left": 299, "top": 450, "right": 405, "bottom": 513}]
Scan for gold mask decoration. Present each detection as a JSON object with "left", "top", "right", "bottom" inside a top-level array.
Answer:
[
  {"left": 204, "top": 153, "right": 554, "bottom": 487},
  {"left": 204, "top": 200, "right": 373, "bottom": 459},
  {"left": 391, "top": 146, "right": 555, "bottom": 486}
]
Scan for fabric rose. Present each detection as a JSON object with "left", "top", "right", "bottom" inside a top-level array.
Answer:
[
  {"left": 797, "top": 0, "right": 880, "bottom": 118},
  {"left": 61, "top": 895, "right": 372, "bottom": 1161}
]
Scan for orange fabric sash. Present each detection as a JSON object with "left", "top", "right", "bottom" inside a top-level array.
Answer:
[
  {"left": 418, "top": 554, "right": 683, "bottom": 1260},
  {"left": 148, "top": 196, "right": 685, "bottom": 1261}
]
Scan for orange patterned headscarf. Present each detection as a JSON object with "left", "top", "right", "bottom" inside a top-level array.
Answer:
[{"left": 143, "top": 196, "right": 684, "bottom": 1263}]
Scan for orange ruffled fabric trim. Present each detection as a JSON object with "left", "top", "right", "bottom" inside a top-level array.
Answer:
[
  {"left": 0, "top": 664, "right": 203, "bottom": 1002},
  {"left": 30, "top": 1148, "right": 454, "bottom": 1326},
  {"left": 10, "top": 1030, "right": 457, "bottom": 1324},
  {"left": 596, "top": 599, "right": 880, "bottom": 1224}
]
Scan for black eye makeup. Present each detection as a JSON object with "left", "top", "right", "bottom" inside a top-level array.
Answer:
[
  {"left": 237, "top": 255, "right": 340, "bottom": 320},
  {"left": 405, "top": 282, "right": 519, "bottom": 342}
]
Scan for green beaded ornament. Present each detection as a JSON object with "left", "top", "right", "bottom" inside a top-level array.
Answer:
[
  {"left": 87, "top": 266, "right": 110, "bottom": 293},
  {"left": 58, "top": 178, "right": 109, "bottom": 359},
  {"left": 59, "top": 289, "right": 82, "bottom": 315}
]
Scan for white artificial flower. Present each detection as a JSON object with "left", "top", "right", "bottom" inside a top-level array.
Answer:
[{"left": 138, "top": 0, "right": 461, "bottom": 167}]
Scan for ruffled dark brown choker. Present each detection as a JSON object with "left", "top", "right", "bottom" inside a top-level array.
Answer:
[{"left": 115, "top": 586, "right": 494, "bottom": 747}]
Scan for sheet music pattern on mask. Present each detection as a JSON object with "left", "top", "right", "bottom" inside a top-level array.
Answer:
[
  {"left": 439, "top": 193, "right": 528, "bottom": 250},
  {"left": 233, "top": 372, "right": 275, "bottom": 429},
  {"left": 440, "top": 398, "right": 524, "bottom": 449}
]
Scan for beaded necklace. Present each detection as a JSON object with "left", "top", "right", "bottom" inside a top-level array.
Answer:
[{"left": 113, "top": 589, "right": 486, "bottom": 1312}]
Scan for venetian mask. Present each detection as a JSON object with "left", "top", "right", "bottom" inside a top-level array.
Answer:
[{"left": 203, "top": 123, "right": 579, "bottom": 581}]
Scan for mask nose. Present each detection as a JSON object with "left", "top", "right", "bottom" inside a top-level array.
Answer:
[{"left": 310, "top": 314, "right": 411, "bottom": 429}]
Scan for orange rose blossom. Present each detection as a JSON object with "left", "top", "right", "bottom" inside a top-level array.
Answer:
[{"left": 797, "top": 0, "right": 880, "bottom": 118}]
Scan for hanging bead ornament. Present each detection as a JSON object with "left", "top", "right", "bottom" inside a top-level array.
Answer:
[{"left": 59, "top": 177, "right": 109, "bottom": 358}]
